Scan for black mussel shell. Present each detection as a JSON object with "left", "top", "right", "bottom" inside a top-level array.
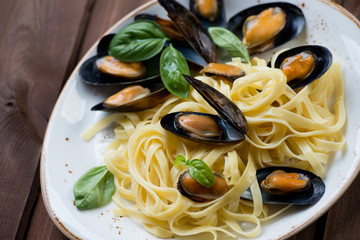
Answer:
[
  {"left": 135, "top": 13, "right": 207, "bottom": 66},
  {"left": 161, "top": 112, "right": 245, "bottom": 144},
  {"left": 91, "top": 78, "right": 171, "bottom": 112},
  {"left": 135, "top": 14, "right": 186, "bottom": 43},
  {"left": 171, "top": 43, "right": 207, "bottom": 67},
  {"left": 182, "top": 75, "right": 248, "bottom": 134},
  {"left": 273, "top": 45, "right": 333, "bottom": 89},
  {"left": 80, "top": 33, "right": 162, "bottom": 86},
  {"left": 177, "top": 171, "right": 228, "bottom": 202},
  {"left": 158, "top": 0, "right": 217, "bottom": 63},
  {"left": 79, "top": 52, "right": 161, "bottom": 86},
  {"left": 241, "top": 167, "right": 325, "bottom": 205},
  {"left": 189, "top": 0, "right": 226, "bottom": 28},
  {"left": 97, "top": 34, "right": 115, "bottom": 55},
  {"left": 227, "top": 2, "right": 305, "bottom": 55}
]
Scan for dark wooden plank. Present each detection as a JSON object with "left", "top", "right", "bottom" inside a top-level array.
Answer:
[
  {"left": 26, "top": 193, "right": 68, "bottom": 240},
  {"left": 288, "top": 222, "right": 317, "bottom": 240},
  {"left": 79, "top": 0, "right": 150, "bottom": 58},
  {"left": 323, "top": 176, "right": 360, "bottom": 240},
  {"left": 288, "top": 213, "right": 328, "bottom": 240},
  {"left": 0, "top": 0, "right": 91, "bottom": 239},
  {"left": 25, "top": 0, "right": 151, "bottom": 239}
]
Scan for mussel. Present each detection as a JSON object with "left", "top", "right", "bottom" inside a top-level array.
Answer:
[
  {"left": 177, "top": 166, "right": 324, "bottom": 204},
  {"left": 135, "top": 13, "right": 207, "bottom": 66},
  {"left": 161, "top": 112, "right": 245, "bottom": 143},
  {"left": 261, "top": 170, "right": 311, "bottom": 195},
  {"left": 161, "top": 75, "right": 248, "bottom": 144},
  {"left": 241, "top": 167, "right": 325, "bottom": 205},
  {"left": 158, "top": 0, "right": 217, "bottom": 64},
  {"left": 79, "top": 34, "right": 161, "bottom": 86},
  {"left": 227, "top": 2, "right": 305, "bottom": 55},
  {"left": 177, "top": 170, "right": 228, "bottom": 202},
  {"left": 96, "top": 56, "right": 146, "bottom": 79},
  {"left": 189, "top": 0, "right": 226, "bottom": 28},
  {"left": 91, "top": 79, "right": 171, "bottom": 112},
  {"left": 183, "top": 75, "right": 248, "bottom": 134},
  {"left": 272, "top": 45, "right": 333, "bottom": 89},
  {"left": 135, "top": 14, "right": 185, "bottom": 42},
  {"left": 200, "top": 63, "right": 245, "bottom": 82}
]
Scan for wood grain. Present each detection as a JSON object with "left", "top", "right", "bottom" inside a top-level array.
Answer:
[
  {"left": 79, "top": 0, "right": 150, "bottom": 58},
  {"left": 0, "top": 0, "right": 91, "bottom": 239},
  {"left": 24, "top": 0, "right": 150, "bottom": 239}
]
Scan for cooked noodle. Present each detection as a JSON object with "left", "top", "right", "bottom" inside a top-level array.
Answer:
[{"left": 82, "top": 57, "right": 345, "bottom": 239}]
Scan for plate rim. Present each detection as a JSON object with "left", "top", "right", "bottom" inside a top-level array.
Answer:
[{"left": 40, "top": 0, "right": 360, "bottom": 239}]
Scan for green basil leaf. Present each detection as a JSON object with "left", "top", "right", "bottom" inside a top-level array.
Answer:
[
  {"left": 109, "top": 20, "right": 168, "bottom": 62},
  {"left": 160, "top": 44, "right": 190, "bottom": 99},
  {"left": 73, "top": 166, "right": 115, "bottom": 210},
  {"left": 208, "top": 27, "right": 251, "bottom": 64},
  {"left": 187, "top": 159, "right": 215, "bottom": 188},
  {"left": 174, "top": 155, "right": 186, "bottom": 166}
]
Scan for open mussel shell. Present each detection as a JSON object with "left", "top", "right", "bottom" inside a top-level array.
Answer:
[
  {"left": 135, "top": 13, "right": 207, "bottom": 66},
  {"left": 227, "top": 2, "right": 305, "bottom": 55},
  {"left": 79, "top": 52, "right": 161, "bottom": 86},
  {"left": 200, "top": 63, "right": 245, "bottom": 82},
  {"left": 91, "top": 78, "right": 171, "bottom": 112},
  {"left": 158, "top": 0, "right": 217, "bottom": 64},
  {"left": 177, "top": 171, "right": 228, "bottom": 202},
  {"left": 135, "top": 13, "right": 185, "bottom": 42},
  {"left": 189, "top": 0, "right": 226, "bottom": 28},
  {"left": 79, "top": 33, "right": 161, "bottom": 86},
  {"left": 182, "top": 75, "right": 248, "bottom": 134},
  {"left": 241, "top": 167, "right": 325, "bottom": 205},
  {"left": 273, "top": 45, "right": 333, "bottom": 89},
  {"left": 161, "top": 112, "right": 245, "bottom": 144}
]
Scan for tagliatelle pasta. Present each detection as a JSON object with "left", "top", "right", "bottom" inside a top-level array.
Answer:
[{"left": 82, "top": 57, "right": 345, "bottom": 239}]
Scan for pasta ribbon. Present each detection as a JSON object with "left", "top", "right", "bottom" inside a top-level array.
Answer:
[{"left": 84, "top": 58, "right": 345, "bottom": 239}]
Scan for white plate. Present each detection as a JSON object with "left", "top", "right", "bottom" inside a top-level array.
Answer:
[{"left": 41, "top": 0, "right": 360, "bottom": 239}]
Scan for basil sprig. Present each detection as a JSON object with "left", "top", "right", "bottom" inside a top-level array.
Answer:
[
  {"left": 160, "top": 44, "right": 191, "bottom": 99},
  {"left": 109, "top": 20, "right": 168, "bottom": 62},
  {"left": 73, "top": 165, "right": 115, "bottom": 210},
  {"left": 208, "top": 27, "right": 251, "bottom": 64},
  {"left": 174, "top": 155, "right": 215, "bottom": 188}
]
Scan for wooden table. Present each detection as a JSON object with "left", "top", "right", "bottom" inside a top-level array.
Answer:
[{"left": 1, "top": 0, "right": 359, "bottom": 239}]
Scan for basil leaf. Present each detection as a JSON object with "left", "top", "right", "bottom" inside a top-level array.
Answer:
[
  {"left": 160, "top": 44, "right": 190, "bottom": 99},
  {"left": 187, "top": 159, "right": 215, "bottom": 188},
  {"left": 208, "top": 27, "right": 251, "bottom": 64},
  {"left": 174, "top": 155, "right": 186, "bottom": 165},
  {"left": 109, "top": 20, "right": 168, "bottom": 62},
  {"left": 73, "top": 166, "right": 115, "bottom": 210}
]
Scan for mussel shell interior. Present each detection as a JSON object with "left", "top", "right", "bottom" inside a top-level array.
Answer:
[
  {"left": 189, "top": 0, "right": 226, "bottom": 28},
  {"left": 161, "top": 112, "right": 245, "bottom": 144},
  {"left": 227, "top": 2, "right": 305, "bottom": 54},
  {"left": 79, "top": 53, "right": 161, "bottom": 86},
  {"left": 254, "top": 167, "right": 325, "bottom": 205},
  {"left": 91, "top": 78, "right": 171, "bottom": 112},
  {"left": 273, "top": 45, "right": 333, "bottom": 89}
]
